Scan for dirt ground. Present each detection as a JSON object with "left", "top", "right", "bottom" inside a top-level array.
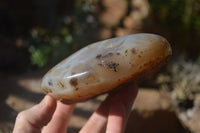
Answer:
[{"left": 0, "top": 70, "right": 190, "bottom": 133}]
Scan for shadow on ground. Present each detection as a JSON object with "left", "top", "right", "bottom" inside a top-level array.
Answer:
[{"left": 126, "top": 110, "right": 191, "bottom": 133}]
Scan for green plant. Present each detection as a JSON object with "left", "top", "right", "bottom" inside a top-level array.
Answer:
[
  {"left": 149, "top": 0, "right": 200, "bottom": 59},
  {"left": 150, "top": 0, "right": 200, "bottom": 33},
  {"left": 19, "top": 0, "right": 97, "bottom": 69}
]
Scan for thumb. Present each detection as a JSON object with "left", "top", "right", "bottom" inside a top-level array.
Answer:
[{"left": 13, "top": 95, "right": 57, "bottom": 133}]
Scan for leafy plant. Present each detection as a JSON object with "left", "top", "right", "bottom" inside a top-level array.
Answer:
[
  {"left": 149, "top": 0, "right": 200, "bottom": 59},
  {"left": 19, "top": 0, "right": 97, "bottom": 68},
  {"left": 150, "top": 0, "right": 200, "bottom": 33}
]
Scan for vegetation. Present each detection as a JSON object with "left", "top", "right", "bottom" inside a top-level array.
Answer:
[
  {"left": 7, "top": 0, "right": 198, "bottom": 72},
  {"left": 149, "top": 0, "right": 200, "bottom": 59},
  {"left": 156, "top": 59, "right": 200, "bottom": 109},
  {"left": 150, "top": 0, "right": 200, "bottom": 33},
  {"left": 18, "top": 0, "right": 97, "bottom": 68}
]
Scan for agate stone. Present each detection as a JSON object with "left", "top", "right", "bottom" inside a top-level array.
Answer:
[{"left": 41, "top": 33, "right": 172, "bottom": 104}]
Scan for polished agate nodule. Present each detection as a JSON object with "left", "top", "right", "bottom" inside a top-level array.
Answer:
[{"left": 41, "top": 33, "right": 172, "bottom": 104}]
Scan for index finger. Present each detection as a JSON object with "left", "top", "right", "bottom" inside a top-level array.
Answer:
[
  {"left": 42, "top": 101, "right": 75, "bottom": 133},
  {"left": 106, "top": 83, "right": 138, "bottom": 133}
]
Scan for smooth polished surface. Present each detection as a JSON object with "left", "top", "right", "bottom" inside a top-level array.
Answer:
[{"left": 41, "top": 33, "right": 172, "bottom": 104}]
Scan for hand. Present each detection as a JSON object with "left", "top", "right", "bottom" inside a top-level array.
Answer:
[{"left": 13, "top": 83, "right": 138, "bottom": 133}]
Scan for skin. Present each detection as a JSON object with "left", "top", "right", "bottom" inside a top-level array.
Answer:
[{"left": 13, "top": 83, "right": 138, "bottom": 133}]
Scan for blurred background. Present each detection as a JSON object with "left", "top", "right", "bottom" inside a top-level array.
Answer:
[{"left": 0, "top": 0, "right": 200, "bottom": 132}]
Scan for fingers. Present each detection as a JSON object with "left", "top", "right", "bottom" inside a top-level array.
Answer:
[
  {"left": 13, "top": 95, "right": 57, "bottom": 133},
  {"left": 80, "top": 83, "right": 138, "bottom": 133},
  {"left": 106, "top": 84, "right": 138, "bottom": 133},
  {"left": 79, "top": 95, "right": 112, "bottom": 133},
  {"left": 80, "top": 112, "right": 107, "bottom": 133},
  {"left": 13, "top": 83, "right": 137, "bottom": 133},
  {"left": 42, "top": 102, "right": 75, "bottom": 133}
]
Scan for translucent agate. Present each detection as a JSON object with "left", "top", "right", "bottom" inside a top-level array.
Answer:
[{"left": 41, "top": 33, "right": 172, "bottom": 104}]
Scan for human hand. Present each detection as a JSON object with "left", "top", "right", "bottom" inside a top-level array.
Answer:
[{"left": 13, "top": 83, "right": 138, "bottom": 133}]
